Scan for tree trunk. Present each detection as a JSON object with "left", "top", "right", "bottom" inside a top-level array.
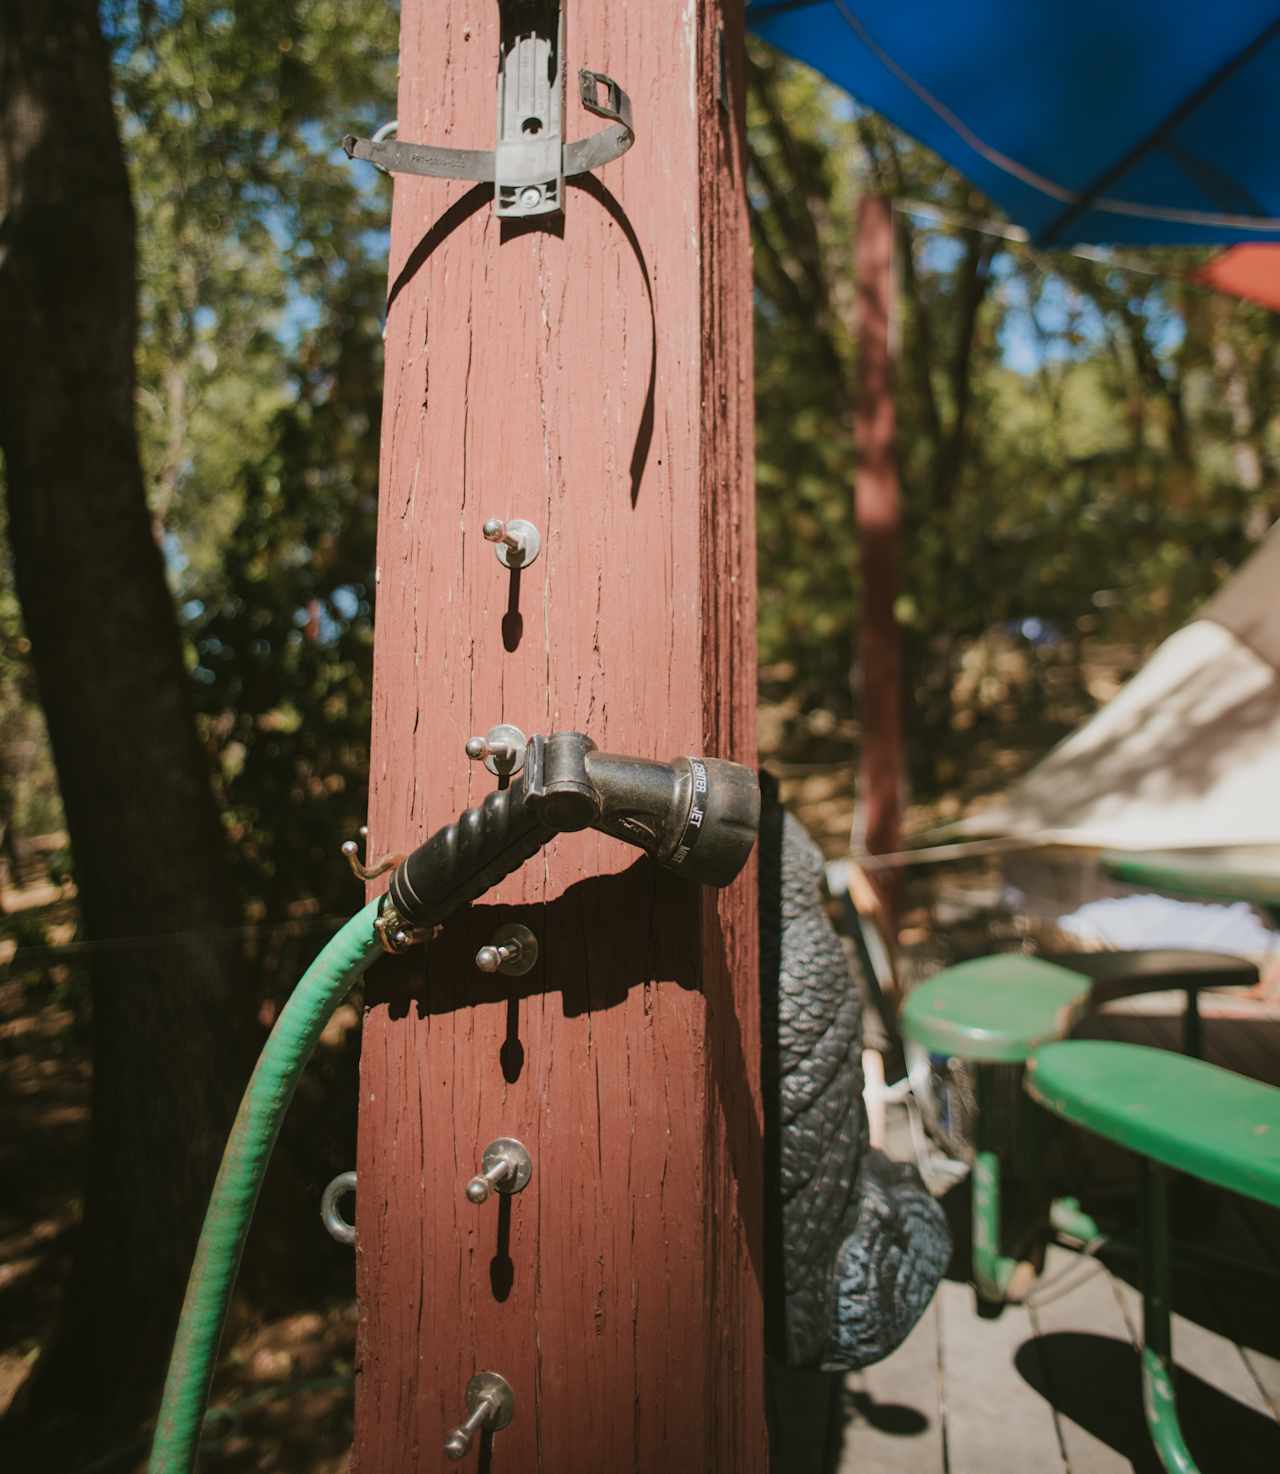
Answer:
[
  {"left": 852, "top": 195, "right": 904, "bottom": 922},
  {"left": 1208, "top": 297, "right": 1272, "bottom": 539},
  {"left": 930, "top": 229, "right": 995, "bottom": 515},
  {"left": 0, "top": 3, "right": 249, "bottom": 1461}
]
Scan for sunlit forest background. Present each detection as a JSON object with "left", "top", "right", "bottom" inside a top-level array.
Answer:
[
  {"left": 2, "top": 3, "right": 1278, "bottom": 1470},
  {"left": 6, "top": 14, "right": 1278, "bottom": 898}
]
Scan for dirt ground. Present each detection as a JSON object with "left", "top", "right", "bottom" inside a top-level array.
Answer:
[{"left": 0, "top": 858, "right": 363, "bottom": 1474}]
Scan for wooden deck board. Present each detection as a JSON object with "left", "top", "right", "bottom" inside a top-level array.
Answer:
[
  {"left": 1200, "top": 1195, "right": 1280, "bottom": 1418},
  {"left": 936, "top": 1276, "right": 1066, "bottom": 1474},
  {"left": 838, "top": 1295, "right": 944, "bottom": 1474},
  {"left": 827, "top": 995, "right": 1280, "bottom": 1473},
  {"left": 1110, "top": 1270, "right": 1280, "bottom": 1472},
  {"left": 1027, "top": 1245, "right": 1137, "bottom": 1473},
  {"left": 1241, "top": 1344, "right": 1280, "bottom": 1419},
  {"left": 830, "top": 1084, "right": 1280, "bottom": 1472}
]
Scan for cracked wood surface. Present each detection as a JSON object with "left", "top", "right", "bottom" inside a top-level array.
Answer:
[{"left": 353, "top": 4, "right": 761, "bottom": 1472}]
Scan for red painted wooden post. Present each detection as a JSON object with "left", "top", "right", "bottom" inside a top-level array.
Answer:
[
  {"left": 353, "top": 6, "right": 763, "bottom": 1473},
  {"left": 853, "top": 193, "right": 904, "bottom": 918}
]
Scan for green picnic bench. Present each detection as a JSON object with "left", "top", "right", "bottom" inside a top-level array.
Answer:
[
  {"left": 836, "top": 856, "right": 1276, "bottom": 1472},
  {"left": 898, "top": 948, "right": 1259, "bottom": 1301},
  {"left": 1025, "top": 1041, "right": 1280, "bottom": 1474}
]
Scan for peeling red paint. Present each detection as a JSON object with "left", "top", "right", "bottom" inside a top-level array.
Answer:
[{"left": 353, "top": 4, "right": 763, "bottom": 1472}]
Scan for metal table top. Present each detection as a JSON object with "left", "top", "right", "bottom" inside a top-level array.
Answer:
[{"left": 1101, "top": 850, "right": 1280, "bottom": 922}]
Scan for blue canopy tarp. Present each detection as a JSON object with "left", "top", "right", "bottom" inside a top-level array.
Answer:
[{"left": 746, "top": 2, "right": 1280, "bottom": 246}]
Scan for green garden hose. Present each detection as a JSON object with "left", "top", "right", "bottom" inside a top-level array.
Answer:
[
  {"left": 145, "top": 740, "right": 759, "bottom": 1472},
  {"left": 147, "top": 899, "right": 385, "bottom": 1474}
]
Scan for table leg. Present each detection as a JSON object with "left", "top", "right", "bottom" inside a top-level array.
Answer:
[
  {"left": 1140, "top": 1159, "right": 1200, "bottom": 1474},
  {"left": 1181, "top": 986, "right": 1203, "bottom": 1060},
  {"left": 973, "top": 1065, "right": 1017, "bottom": 1303}
]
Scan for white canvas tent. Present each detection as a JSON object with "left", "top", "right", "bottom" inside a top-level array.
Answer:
[
  {"left": 955, "top": 525, "right": 1280, "bottom": 854},
  {"left": 827, "top": 530, "right": 1280, "bottom": 954}
]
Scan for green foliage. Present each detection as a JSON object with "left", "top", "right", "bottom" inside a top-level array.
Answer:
[
  {"left": 5, "top": 15, "right": 1280, "bottom": 923},
  {"left": 109, "top": 0, "right": 397, "bottom": 560},
  {"left": 107, "top": 0, "right": 398, "bottom": 913},
  {"left": 4, "top": 2, "right": 398, "bottom": 918},
  {"left": 189, "top": 258, "right": 384, "bottom": 914},
  {"left": 748, "top": 42, "right": 1280, "bottom": 802}
]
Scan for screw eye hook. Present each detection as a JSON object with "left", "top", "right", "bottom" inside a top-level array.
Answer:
[
  {"left": 341, "top": 825, "right": 404, "bottom": 881},
  {"left": 320, "top": 1170, "right": 357, "bottom": 1246}
]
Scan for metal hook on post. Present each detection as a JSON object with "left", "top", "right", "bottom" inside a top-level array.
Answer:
[
  {"left": 368, "top": 119, "right": 398, "bottom": 176},
  {"left": 341, "top": 826, "right": 403, "bottom": 882},
  {"left": 342, "top": 3, "right": 635, "bottom": 220},
  {"left": 443, "top": 1372, "right": 515, "bottom": 1461},
  {"left": 482, "top": 517, "right": 541, "bottom": 570},
  {"left": 464, "top": 724, "right": 528, "bottom": 779},
  {"left": 320, "top": 1170, "right": 357, "bottom": 1247},
  {"left": 475, "top": 922, "right": 538, "bottom": 976}
]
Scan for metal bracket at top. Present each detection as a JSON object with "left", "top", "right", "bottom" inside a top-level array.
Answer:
[{"left": 342, "top": 3, "right": 634, "bottom": 219}]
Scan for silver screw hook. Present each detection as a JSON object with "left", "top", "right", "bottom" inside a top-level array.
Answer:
[
  {"left": 465, "top": 1158, "right": 515, "bottom": 1205},
  {"left": 482, "top": 517, "right": 541, "bottom": 569},
  {"left": 465, "top": 1138, "right": 533, "bottom": 1205},
  {"left": 341, "top": 825, "right": 403, "bottom": 881},
  {"left": 464, "top": 724, "right": 527, "bottom": 778},
  {"left": 443, "top": 1371, "right": 515, "bottom": 1460},
  {"left": 465, "top": 735, "right": 517, "bottom": 768},
  {"left": 475, "top": 922, "right": 538, "bottom": 976}
]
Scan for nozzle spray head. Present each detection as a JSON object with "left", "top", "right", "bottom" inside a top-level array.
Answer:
[
  {"left": 384, "top": 731, "right": 760, "bottom": 938},
  {"left": 561, "top": 740, "right": 761, "bottom": 888}
]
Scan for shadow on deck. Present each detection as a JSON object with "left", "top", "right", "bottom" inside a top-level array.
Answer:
[{"left": 773, "top": 999, "right": 1280, "bottom": 1474}]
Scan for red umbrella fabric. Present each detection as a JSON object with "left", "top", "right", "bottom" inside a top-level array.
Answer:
[{"left": 1194, "top": 246, "right": 1280, "bottom": 312}]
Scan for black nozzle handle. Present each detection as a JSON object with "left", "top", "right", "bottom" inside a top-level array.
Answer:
[
  {"left": 385, "top": 733, "right": 761, "bottom": 933},
  {"left": 388, "top": 784, "right": 554, "bottom": 931}
]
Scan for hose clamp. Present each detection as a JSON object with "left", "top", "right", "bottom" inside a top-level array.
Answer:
[{"left": 374, "top": 898, "right": 427, "bottom": 955}]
